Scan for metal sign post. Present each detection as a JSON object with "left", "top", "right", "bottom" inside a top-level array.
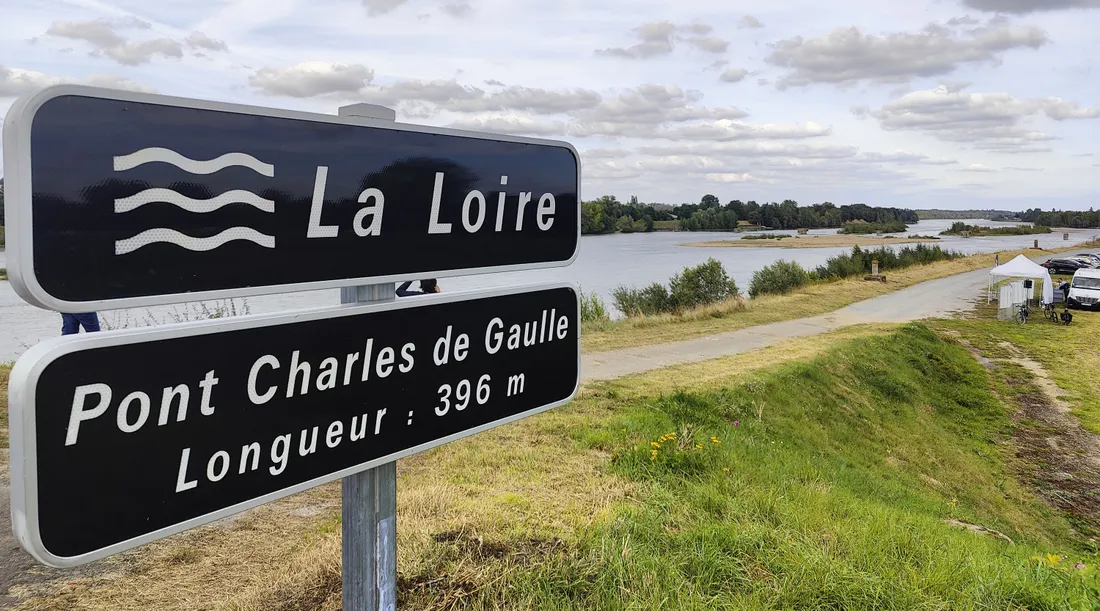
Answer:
[
  {"left": 337, "top": 103, "right": 398, "bottom": 611},
  {"left": 3, "top": 86, "right": 582, "bottom": 611}
]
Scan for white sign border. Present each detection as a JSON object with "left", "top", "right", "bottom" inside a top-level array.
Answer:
[
  {"left": 2, "top": 84, "right": 583, "bottom": 312},
  {"left": 7, "top": 282, "right": 581, "bottom": 568}
]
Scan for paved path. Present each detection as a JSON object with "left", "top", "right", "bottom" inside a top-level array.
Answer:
[{"left": 582, "top": 264, "right": 1008, "bottom": 382}]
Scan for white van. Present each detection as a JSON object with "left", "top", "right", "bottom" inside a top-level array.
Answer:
[{"left": 1068, "top": 268, "right": 1100, "bottom": 310}]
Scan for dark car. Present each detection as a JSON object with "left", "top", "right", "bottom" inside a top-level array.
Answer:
[{"left": 1042, "top": 258, "right": 1092, "bottom": 275}]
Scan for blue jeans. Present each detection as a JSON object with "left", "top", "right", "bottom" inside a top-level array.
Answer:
[{"left": 62, "top": 313, "right": 100, "bottom": 335}]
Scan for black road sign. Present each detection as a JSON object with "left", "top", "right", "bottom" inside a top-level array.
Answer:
[
  {"left": 2, "top": 85, "right": 580, "bottom": 311},
  {"left": 7, "top": 284, "right": 579, "bottom": 567}
]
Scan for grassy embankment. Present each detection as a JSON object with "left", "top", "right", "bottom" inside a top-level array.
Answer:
[
  {"left": 582, "top": 240, "right": 1100, "bottom": 353},
  {"left": 9, "top": 322, "right": 1100, "bottom": 609}
]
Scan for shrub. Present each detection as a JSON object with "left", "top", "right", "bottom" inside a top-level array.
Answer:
[
  {"left": 613, "top": 259, "right": 740, "bottom": 317},
  {"left": 749, "top": 259, "right": 810, "bottom": 298},
  {"left": 579, "top": 288, "right": 610, "bottom": 323},
  {"left": 812, "top": 244, "right": 962, "bottom": 280},
  {"left": 613, "top": 283, "right": 673, "bottom": 317},
  {"left": 668, "top": 258, "right": 740, "bottom": 311}
]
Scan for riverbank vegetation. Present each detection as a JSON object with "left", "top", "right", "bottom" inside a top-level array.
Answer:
[
  {"left": 837, "top": 219, "right": 907, "bottom": 234},
  {"left": 748, "top": 244, "right": 964, "bottom": 297},
  {"left": 740, "top": 233, "right": 789, "bottom": 241},
  {"left": 941, "top": 222, "right": 1052, "bottom": 237},
  {"left": 611, "top": 258, "right": 740, "bottom": 317},
  {"left": 16, "top": 323, "right": 1099, "bottom": 609},
  {"left": 1012, "top": 208, "right": 1100, "bottom": 229},
  {"left": 582, "top": 240, "right": 1100, "bottom": 352}
]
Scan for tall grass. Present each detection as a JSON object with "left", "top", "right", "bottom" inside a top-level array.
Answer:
[
  {"left": 750, "top": 244, "right": 964, "bottom": 297},
  {"left": 813, "top": 243, "right": 963, "bottom": 280},
  {"left": 579, "top": 287, "right": 610, "bottom": 324},
  {"left": 101, "top": 298, "right": 251, "bottom": 330}
]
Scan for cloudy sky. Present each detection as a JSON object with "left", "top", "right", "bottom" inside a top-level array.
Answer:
[{"left": 2, "top": 0, "right": 1099, "bottom": 210}]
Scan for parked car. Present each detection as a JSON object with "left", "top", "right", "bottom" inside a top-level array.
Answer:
[
  {"left": 1067, "top": 268, "right": 1100, "bottom": 310},
  {"left": 1068, "top": 256, "right": 1100, "bottom": 269},
  {"left": 1074, "top": 253, "right": 1100, "bottom": 266},
  {"left": 1042, "top": 258, "right": 1093, "bottom": 275}
]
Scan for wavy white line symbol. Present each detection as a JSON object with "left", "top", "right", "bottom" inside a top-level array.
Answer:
[
  {"left": 114, "top": 188, "right": 275, "bottom": 214},
  {"left": 115, "top": 227, "right": 276, "bottom": 255},
  {"left": 113, "top": 147, "right": 275, "bottom": 177}
]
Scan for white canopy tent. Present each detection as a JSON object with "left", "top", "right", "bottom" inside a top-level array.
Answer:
[{"left": 987, "top": 254, "right": 1054, "bottom": 305}]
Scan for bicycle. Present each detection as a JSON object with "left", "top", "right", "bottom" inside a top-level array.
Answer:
[
  {"left": 1044, "top": 303, "right": 1059, "bottom": 323},
  {"left": 1015, "top": 302, "right": 1029, "bottom": 324}
]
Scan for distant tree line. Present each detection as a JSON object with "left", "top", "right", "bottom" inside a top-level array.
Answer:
[
  {"left": 1013, "top": 208, "right": 1100, "bottom": 229},
  {"left": 916, "top": 209, "right": 1014, "bottom": 220},
  {"left": 581, "top": 195, "right": 673, "bottom": 234},
  {"left": 580, "top": 193, "right": 919, "bottom": 235},
  {"left": 672, "top": 195, "right": 917, "bottom": 232}
]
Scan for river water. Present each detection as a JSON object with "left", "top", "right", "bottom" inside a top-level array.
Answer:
[{"left": 2, "top": 219, "right": 1096, "bottom": 361}]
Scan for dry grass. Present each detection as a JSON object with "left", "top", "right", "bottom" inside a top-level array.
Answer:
[
  {"left": 582, "top": 242, "right": 1100, "bottom": 353},
  {"left": 6, "top": 376, "right": 641, "bottom": 610},
  {"left": 10, "top": 485, "right": 343, "bottom": 611}
]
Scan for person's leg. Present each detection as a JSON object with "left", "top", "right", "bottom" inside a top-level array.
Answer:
[
  {"left": 61, "top": 314, "right": 80, "bottom": 335},
  {"left": 75, "top": 312, "right": 101, "bottom": 332}
]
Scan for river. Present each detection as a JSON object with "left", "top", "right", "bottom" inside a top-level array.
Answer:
[{"left": 1, "top": 218, "right": 1096, "bottom": 362}]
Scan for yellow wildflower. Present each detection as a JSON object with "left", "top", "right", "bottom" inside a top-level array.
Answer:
[
  {"left": 695, "top": 444, "right": 704, "bottom": 450},
  {"left": 711, "top": 436, "right": 721, "bottom": 445},
  {"left": 650, "top": 441, "right": 661, "bottom": 448},
  {"left": 650, "top": 449, "right": 658, "bottom": 461}
]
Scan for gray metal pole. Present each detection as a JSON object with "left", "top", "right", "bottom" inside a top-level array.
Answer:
[{"left": 337, "top": 102, "right": 398, "bottom": 611}]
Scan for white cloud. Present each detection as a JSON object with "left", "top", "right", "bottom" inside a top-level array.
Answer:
[
  {"left": 719, "top": 68, "right": 749, "bottom": 83},
  {"left": 596, "top": 21, "right": 730, "bottom": 59},
  {"left": 363, "top": 0, "right": 409, "bottom": 16},
  {"left": 42, "top": 18, "right": 227, "bottom": 65},
  {"left": 0, "top": 66, "right": 56, "bottom": 96},
  {"left": 440, "top": 2, "right": 473, "bottom": 18},
  {"left": 740, "top": 15, "right": 764, "bottom": 29},
  {"left": 766, "top": 21, "right": 1047, "bottom": 88},
  {"left": 0, "top": 65, "right": 156, "bottom": 95},
  {"left": 961, "top": 0, "right": 1100, "bottom": 13},
  {"left": 1, "top": 0, "right": 1098, "bottom": 209},
  {"left": 856, "top": 84, "right": 1100, "bottom": 153},
  {"left": 250, "top": 62, "right": 375, "bottom": 97}
]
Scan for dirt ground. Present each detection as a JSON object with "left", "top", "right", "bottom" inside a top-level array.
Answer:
[
  {"left": 680, "top": 235, "right": 941, "bottom": 248},
  {"left": 947, "top": 332, "right": 1100, "bottom": 540}
]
